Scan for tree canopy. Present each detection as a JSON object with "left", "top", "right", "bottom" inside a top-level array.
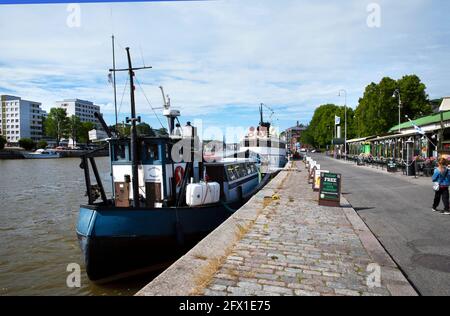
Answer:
[
  {"left": 113, "top": 122, "right": 160, "bottom": 137},
  {"left": 301, "top": 74, "right": 433, "bottom": 147},
  {"left": 354, "top": 75, "right": 431, "bottom": 137},
  {"left": 301, "top": 104, "right": 355, "bottom": 149},
  {"left": 43, "top": 108, "right": 69, "bottom": 145}
]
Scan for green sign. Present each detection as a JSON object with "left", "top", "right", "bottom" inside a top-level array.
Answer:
[{"left": 319, "top": 172, "right": 341, "bottom": 206}]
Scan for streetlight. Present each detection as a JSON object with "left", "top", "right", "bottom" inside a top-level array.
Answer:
[
  {"left": 393, "top": 89, "right": 402, "bottom": 133},
  {"left": 338, "top": 89, "right": 347, "bottom": 160}
]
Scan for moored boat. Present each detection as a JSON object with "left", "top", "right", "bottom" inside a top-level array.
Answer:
[
  {"left": 238, "top": 104, "right": 287, "bottom": 174},
  {"left": 22, "top": 149, "right": 61, "bottom": 159},
  {"left": 76, "top": 48, "right": 268, "bottom": 281}
]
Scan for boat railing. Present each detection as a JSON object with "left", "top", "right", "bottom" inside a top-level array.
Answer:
[{"left": 80, "top": 145, "right": 109, "bottom": 205}]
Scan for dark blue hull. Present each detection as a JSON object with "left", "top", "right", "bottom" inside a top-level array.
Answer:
[{"left": 76, "top": 203, "right": 235, "bottom": 281}]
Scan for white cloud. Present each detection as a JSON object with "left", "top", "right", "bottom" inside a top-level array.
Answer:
[{"left": 0, "top": 0, "right": 449, "bottom": 130}]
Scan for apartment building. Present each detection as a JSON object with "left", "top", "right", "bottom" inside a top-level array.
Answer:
[
  {"left": 0, "top": 95, "right": 44, "bottom": 143},
  {"left": 55, "top": 99, "right": 101, "bottom": 129}
]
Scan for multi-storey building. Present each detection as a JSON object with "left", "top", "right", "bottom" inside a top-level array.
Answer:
[
  {"left": 0, "top": 95, "right": 44, "bottom": 143},
  {"left": 55, "top": 99, "right": 101, "bottom": 129},
  {"left": 285, "top": 121, "right": 307, "bottom": 154}
]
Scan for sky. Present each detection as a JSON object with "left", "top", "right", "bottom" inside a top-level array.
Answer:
[{"left": 0, "top": 0, "right": 449, "bottom": 134}]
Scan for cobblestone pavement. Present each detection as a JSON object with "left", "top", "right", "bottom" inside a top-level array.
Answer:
[{"left": 203, "top": 162, "right": 395, "bottom": 296}]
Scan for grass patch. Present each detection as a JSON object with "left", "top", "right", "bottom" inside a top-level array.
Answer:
[
  {"left": 191, "top": 253, "right": 229, "bottom": 296},
  {"left": 190, "top": 219, "right": 257, "bottom": 295}
]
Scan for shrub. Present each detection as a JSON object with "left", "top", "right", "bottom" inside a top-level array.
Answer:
[
  {"left": 0, "top": 135, "right": 6, "bottom": 150},
  {"left": 37, "top": 140, "right": 48, "bottom": 149},
  {"left": 18, "top": 138, "right": 36, "bottom": 151}
]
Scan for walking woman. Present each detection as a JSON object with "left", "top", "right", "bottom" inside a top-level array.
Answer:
[{"left": 432, "top": 157, "right": 450, "bottom": 215}]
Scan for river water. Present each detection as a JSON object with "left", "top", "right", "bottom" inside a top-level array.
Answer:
[{"left": 0, "top": 157, "right": 161, "bottom": 296}]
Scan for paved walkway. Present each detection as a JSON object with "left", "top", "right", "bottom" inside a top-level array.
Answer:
[
  {"left": 136, "top": 161, "right": 416, "bottom": 296},
  {"left": 202, "top": 162, "right": 414, "bottom": 296},
  {"left": 310, "top": 154, "right": 450, "bottom": 296}
]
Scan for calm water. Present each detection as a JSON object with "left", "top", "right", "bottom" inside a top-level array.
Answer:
[{"left": 0, "top": 157, "right": 160, "bottom": 296}]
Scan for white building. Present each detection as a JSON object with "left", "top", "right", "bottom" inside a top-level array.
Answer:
[
  {"left": 0, "top": 95, "right": 44, "bottom": 143},
  {"left": 55, "top": 99, "right": 101, "bottom": 128}
]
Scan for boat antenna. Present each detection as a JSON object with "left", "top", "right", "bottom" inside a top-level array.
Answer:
[
  {"left": 110, "top": 47, "right": 152, "bottom": 207},
  {"left": 259, "top": 103, "right": 264, "bottom": 126},
  {"left": 111, "top": 35, "right": 118, "bottom": 127}
]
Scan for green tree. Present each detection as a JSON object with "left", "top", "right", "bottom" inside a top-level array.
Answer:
[
  {"left": 18, "top": 138, "right": 36, "bottom": 151},
  {"left": 114, "top": 122, "right": 160, "bottom": 137},
  {"left": 68, "top": 115, "right": 82, "bottom": 145},
  {"left": 43, "top": 108, "right": 69, "bottom": 146},
  {"left": 156, "top": 127, "right": 168, "bottom": 136},
  {"left": 0, "top": 135, "right": 6, "bottom": 150},
  {"left": 136, "top": 123, "right": 155, "bottom": 136},
  {"left": 116, "top": 123, "right": 131, "bottom": 137},
  {"left": 354, "top": 75, "right": 431, "bottom": 137},
  {"left": 37, "top": 140, "right": 48, "bottom": 149},
  {"left": 397, "top": 74, "right": 432, "bottom": 119},
  {"left": 301, "top": 104, "right": 355, "bottom": 149},
  {"left": 78, "top": 122, "right": 95, "bottom": 144}
]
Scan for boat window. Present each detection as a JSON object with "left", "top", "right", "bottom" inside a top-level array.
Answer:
[
  {"left": 245, "top": 163, "right": 253, "bottom": 175},
  {"left": 234, "top": 165, "right": 242, "bottom": 179},
  {"left": 239, "top": 164, "right": 248, "bottom": 177},
  {"left": 113, "top": 143, "right": 129, "bottom": 162},
  {"left": 226, "top": 165, "right": 238, "bottom": 181},
  {"left": 142, "top": 143, "right": 159, "bottom": 163}
]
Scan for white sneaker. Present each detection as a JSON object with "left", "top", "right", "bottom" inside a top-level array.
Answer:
[
  {"left": 442, "top": 211, "right": 450, "bottom": 215},
  {"left": 432, "top": 208, "right": 441, "bottom": 213}
]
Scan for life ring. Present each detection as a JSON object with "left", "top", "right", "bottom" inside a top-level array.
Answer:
[{"left": 175, "top": 166, "right": 184, "bottom": 187}]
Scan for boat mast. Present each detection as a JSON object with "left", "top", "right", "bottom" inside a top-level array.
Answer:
[
  {"left": 110, "top": 47, "right": 152, "bottom": 208},
  {"left": 126, "top": 48, "right": 140, "bottom": 207},
  {"left": 112, "top": 35, "right": 118, "bottom": 127}
]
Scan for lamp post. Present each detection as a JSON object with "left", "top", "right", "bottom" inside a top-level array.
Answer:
[
  {"left": 338, "top": 89, "right": 347, "bottom": 160},
  {"left": 393, "top": 89, "right": 402, "bottom": 133}
]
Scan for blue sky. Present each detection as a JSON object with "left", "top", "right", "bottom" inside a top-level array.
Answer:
[{"left": 0, "top": 0, "right": 449, "bottom": 132}]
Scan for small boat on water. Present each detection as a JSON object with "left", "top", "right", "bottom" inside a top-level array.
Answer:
[
  {"left": 76, "top": 47, "right": 271, "bottom": 281},
  {"left": 22, "top": 149, "right": 61, "bottom": 159}
]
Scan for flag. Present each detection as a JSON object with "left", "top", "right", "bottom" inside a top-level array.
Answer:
[
  {"left": 335, "top": 115, "right": 341, "bottom": 125},
  {"left": 413, "top": 122, "right": 425, "bottom": 135}
]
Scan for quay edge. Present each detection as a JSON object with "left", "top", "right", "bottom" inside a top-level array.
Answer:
[{"left": 135, "top": 166, "right": 287, "bottom": 296}]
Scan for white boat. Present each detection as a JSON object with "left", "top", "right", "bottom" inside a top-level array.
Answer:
[
  {"left": 239, "top": 104, "right": 287, "bottom": 174},
  {"left": 22, "top": 149, "right": 61, "bottom": 159}
]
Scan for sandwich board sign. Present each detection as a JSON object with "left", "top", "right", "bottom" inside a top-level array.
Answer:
[
  {"left": 309, "top": 164, "right": 320, "bottom": 184},
  {"left": 309, "top": 161, "right": 316, "bottom": 173},
  {"left": 313, "top": 169, "right": 329, "bottom": 191},
  {"left": 319, "top": 172, "right": 341, "bottom": 207}
]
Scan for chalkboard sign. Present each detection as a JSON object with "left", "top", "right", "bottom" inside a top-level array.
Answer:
[{"left": 319, "top": 172, "right": 341, "bottom": 207}]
